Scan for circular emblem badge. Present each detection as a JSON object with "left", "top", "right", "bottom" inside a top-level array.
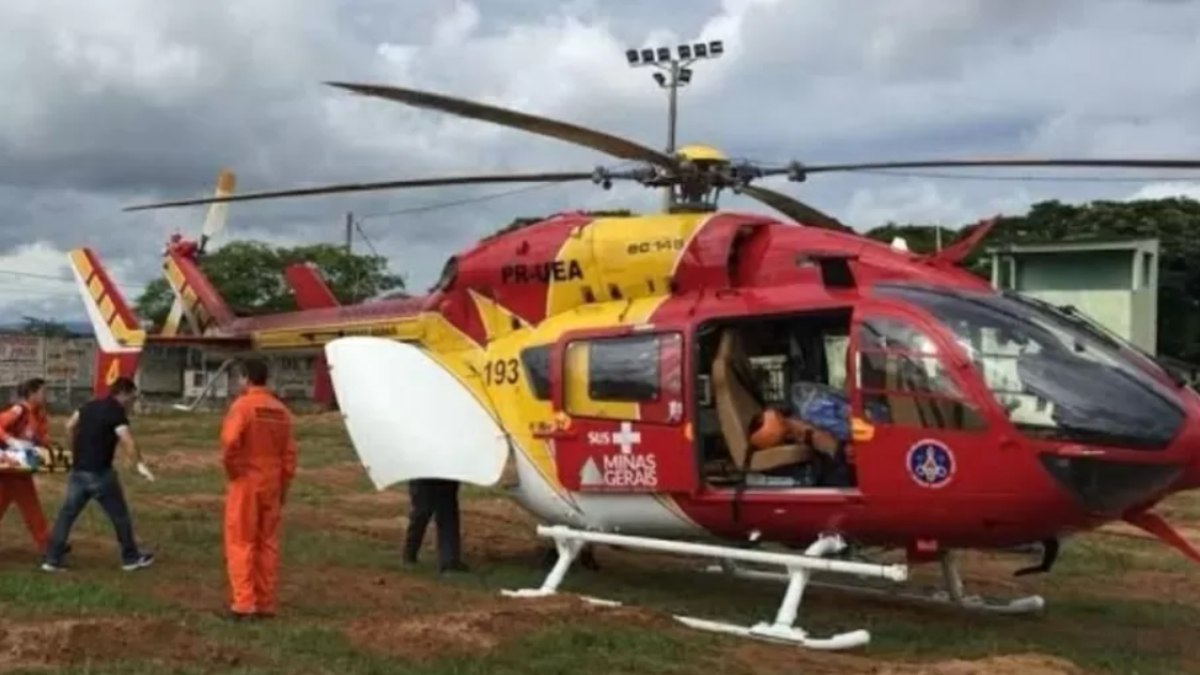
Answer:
[{"left": 906, "top": 439, "right": 955, "bottom": 489}]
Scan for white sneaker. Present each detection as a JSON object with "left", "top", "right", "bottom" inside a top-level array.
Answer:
[
  {"left": 121, "top": 553, "right": 155, "bottom": 571},
  {"left": 40, "top": 562, "right": 67, "bottom": 573}
]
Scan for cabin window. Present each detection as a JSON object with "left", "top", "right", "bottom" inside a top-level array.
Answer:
[
  {"left": 564, "top": 332, "right": 683, "bottom": 424},
  {"left": 855, "top": 316, "right": 987, "bottom": 432},
  {"left": 520, "top": 345, "right": 552, "bottom": 401}
]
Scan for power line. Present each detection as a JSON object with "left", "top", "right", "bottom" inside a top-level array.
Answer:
[
  {"left": 0, "top": 269, "right": 76, "bottom": 283},
  {"left": 354, "top": 221, "right": 381, "bottom": 258},
  {"left": 0, "top": 265, "right": 144, "bottom": 289}
]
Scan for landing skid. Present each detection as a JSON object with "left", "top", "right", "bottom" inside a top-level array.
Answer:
[
  {"left": 704, "top": 550, "right": 1045, "bottom": 615},
  {"left": 502, "top": 525, "right": 907, "bottom": 650}
]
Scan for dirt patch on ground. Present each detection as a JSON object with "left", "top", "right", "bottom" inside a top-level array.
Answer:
[
  {"left": 147, "top": 493, "right": 225, "bottom": 513},
  {"left": 154, "top": 578, "right": 229, "bottom": 613},
  {"left": 460, "top": 498, "right": 541, "bottom": 562},
  {"left": 344, "top": 594, "right": 662, "bottom": 661},
  {"left": 153, "top": 449, "right": 221, "bottom": 473},
  {"left": 153, "top": 561, "right": 467, "bottom": 617},
  {"left": 0, "top": 616, "right": 244, "bottom": 671},
  {"left": 334, "top": 490, "right": 406, "bottom": 509},
  {"left": 879, "top": 654, "right": 1083, "bottom": 675},
  {"left": 729, "top": 644, "right": 1082, "bottom": 675},
  {"left": 296, "top": 462, "right": 368, "bottom": 489},
  {"left": 285, "top": 565, "right": 479, "bottom": 615}
]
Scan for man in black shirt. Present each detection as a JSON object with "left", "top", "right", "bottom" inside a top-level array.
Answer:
[{"left": 41, "top": 377, "right": 155, "bottom": 572}]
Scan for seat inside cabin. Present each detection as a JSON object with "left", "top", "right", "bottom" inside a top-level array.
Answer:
[{"left": 694, "top": 311, "right": 855, "bottom": 489}]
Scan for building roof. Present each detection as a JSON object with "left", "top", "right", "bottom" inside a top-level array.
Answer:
[{"left": 986, "top": 238, "right": 1160, "bottom": 255}]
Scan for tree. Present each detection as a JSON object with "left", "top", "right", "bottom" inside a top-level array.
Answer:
[
  {"left": 135, "top": 241, "right": 405, "bottom": 326},
  {"left": 862, "top": 198, "right": 1200, "bottom": 363}
]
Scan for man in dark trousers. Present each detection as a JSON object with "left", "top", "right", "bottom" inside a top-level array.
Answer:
[
  {"left": 41, "top": 376, "right": 155, "bottom": 572},
  {"left": 402, "top": 478, "right": 467, "bottom": 573}
]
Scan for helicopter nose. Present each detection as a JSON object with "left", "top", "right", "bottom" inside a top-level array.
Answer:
[
  {"left": 1161, "top": 391, "right": 1200, "bottom": 492},
  {"left": 1174, "top": 400, "right": 1200, "bottom": 490}
]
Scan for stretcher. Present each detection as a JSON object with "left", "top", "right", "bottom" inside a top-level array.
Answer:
[{"left": 0, "top": 441, "right": 73, "bottom": 474}]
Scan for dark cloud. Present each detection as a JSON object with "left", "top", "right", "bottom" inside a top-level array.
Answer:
[{"left": 3, "top": 0, "right": 1200, "bottom": 320}]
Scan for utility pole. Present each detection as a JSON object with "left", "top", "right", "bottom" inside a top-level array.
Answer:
[
  {"left": 344, "top": 212, "right": 353, "bottom": 253},
  {"left": 625, "top": 40, "right": 724, "bottom": 211}
]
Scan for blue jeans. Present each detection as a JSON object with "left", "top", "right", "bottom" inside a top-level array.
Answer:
[{"left": 44, "top": 469, "right": 141, "bottom": 565}]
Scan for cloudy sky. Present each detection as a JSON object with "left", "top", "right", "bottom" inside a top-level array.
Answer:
[{"left": 4, "top": 0, "right": 1200, "bottom": 323}]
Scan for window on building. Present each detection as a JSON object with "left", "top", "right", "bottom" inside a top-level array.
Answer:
[
  {"left": 1142, "top": 252, "right": 1153, "bottom": 289},
  {"left": 997, "top": 256, "right": 1013, "bottom": 289},
  {"left": 564, "top": 332, "right": 682, "bottom": 423}
]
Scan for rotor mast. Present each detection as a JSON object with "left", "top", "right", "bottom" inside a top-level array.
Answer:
[{"left": 626, "top": 39, "right": 725, "bottom": 211}]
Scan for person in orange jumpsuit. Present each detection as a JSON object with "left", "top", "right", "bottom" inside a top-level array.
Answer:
[
  {"left": 0, "top": 378, "right": 52, "bottom": 552},
  {"left": 220, "top": 358, "right": 296, "bottom": 620}
]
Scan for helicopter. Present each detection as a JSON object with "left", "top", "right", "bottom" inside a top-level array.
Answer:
[{"left": 117, "top": 81, "right": 1200, "bottom": 650}]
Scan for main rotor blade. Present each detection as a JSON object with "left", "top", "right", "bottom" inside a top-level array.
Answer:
[
  {"left": 327, "top": 81, "right": 677, "bottom": 169},
  {"left": 796, "top": 158, "right": 1200, "bottom": 175},
  {"left": 737, "top": 185, "right": 851, "bottom": 232},
  {"left": 124, "top": 172, "right": 594, "bottom": 211}
]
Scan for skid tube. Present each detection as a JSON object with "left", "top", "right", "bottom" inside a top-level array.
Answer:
[
  {"left": 704, "top": 550, "right": 1046, "bottom": 615},
  {"left": 501, "top": 525, "right": 908, "bottom": 650}
]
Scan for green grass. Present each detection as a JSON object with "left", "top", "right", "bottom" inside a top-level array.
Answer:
[{"left": 0, "top": 412, "right": 1193, "bottom": 674}]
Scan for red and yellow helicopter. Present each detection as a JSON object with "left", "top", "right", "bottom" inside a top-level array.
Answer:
[{"left": 93, "top": 82, "right": 1200, "bottom": 649}]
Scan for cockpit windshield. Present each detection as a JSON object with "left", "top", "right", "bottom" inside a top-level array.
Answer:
[{"left": 875, "top": 284, "right": 1186, "bottom": 450}]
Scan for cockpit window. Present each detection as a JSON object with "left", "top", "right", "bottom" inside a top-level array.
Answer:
[
  {"left": 875, "top": 284, "right": 1185, "bottom": 450},
  {"left": 855, "top": 316, "right": 987, "bottom": 432}
]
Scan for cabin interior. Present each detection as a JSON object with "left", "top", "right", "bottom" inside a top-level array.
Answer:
[{"left": 693, "top": 309, "right": 856, "bottom": 489}]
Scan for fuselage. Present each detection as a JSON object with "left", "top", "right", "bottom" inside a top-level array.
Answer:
[{"left": 178, "top": 209, "right": 1200, "bottom": 552}]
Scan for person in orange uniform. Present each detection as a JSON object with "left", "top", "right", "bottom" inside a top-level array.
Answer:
[
  {"left": 0, "top": 378, "right": 52, "bottom": 552},
  {"left": 220, "top": 359, "right": 297, "bottom": 620}
]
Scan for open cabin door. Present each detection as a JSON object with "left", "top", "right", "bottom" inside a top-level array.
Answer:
[
  {"left": 849, "top": 304, "right": 993, "bottom": 495},
  {"left": 546, "top": 326, "right": 697, "bottom": 494},
  {"left": 325, "top": 337, "right": 510, "bottom": 489}
]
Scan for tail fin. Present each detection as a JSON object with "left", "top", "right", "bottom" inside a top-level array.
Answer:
[
  {"left": 162, "top": 248, "right": 235, "bottom": 332},
  {"left": 67, "top": 248, "right": 145, "bottom": 397},
  {"left": 927, "top": 217, "right": 998, "bottom": 266},
  {"left": 283, "top": 263, "right": 339, "bottom": 408},
  {"left": 284, "top": 263, "right": 340, "bottom": 309}
]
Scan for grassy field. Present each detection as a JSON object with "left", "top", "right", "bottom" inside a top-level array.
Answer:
[{"left": 0, "top": 412, "right": 1194, "bottom": 674}]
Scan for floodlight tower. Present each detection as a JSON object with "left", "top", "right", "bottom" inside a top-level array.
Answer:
[{"left": 626, "top": 39, "right": 725, "bottom": 208}]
